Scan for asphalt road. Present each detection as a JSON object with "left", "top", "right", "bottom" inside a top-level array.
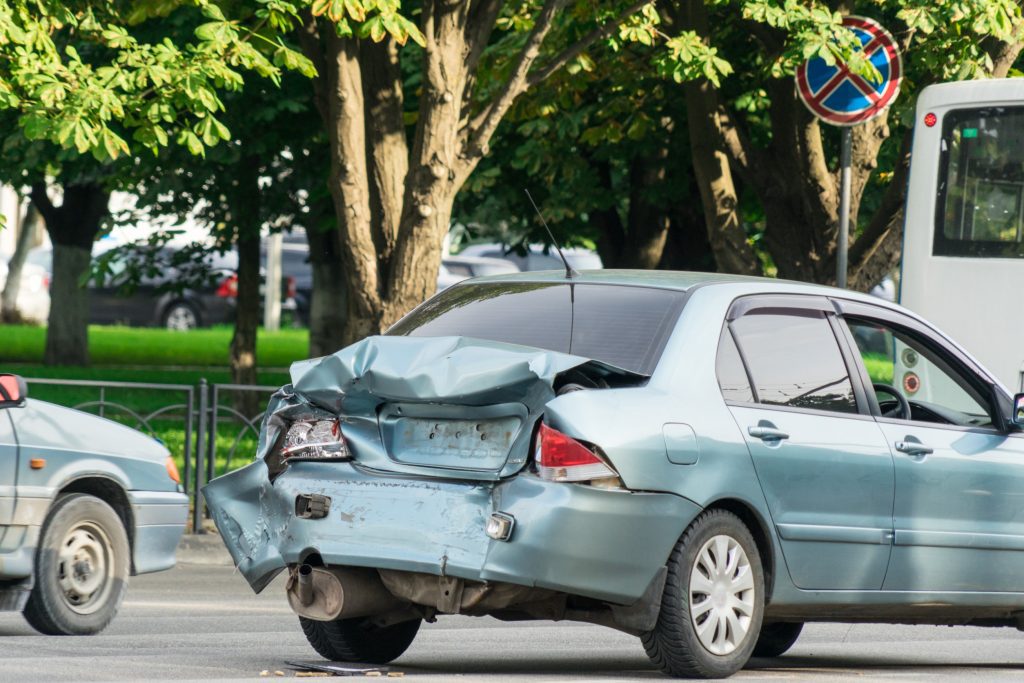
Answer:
[{"left": 3, "top": 563, "right": 1024, "bottom": 681}]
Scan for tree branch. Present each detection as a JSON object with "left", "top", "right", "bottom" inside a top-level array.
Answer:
[
  {"left": 716, "top": 102, "right": 763, "bottom": 183},
  {"left": 29, "top": 182, "right": 56, "bottom": 226},
  {"left": 524, "top": 0, "right": 651, "bottom": 88},
  {"left": 463, "top": 0, "right": 505, "bottom": 88},
  {"left": 464, "top": 0, "right": 568, "bottom": 159},
  {"left": 847, "top": 130, "right": 912, "bottom": 272}
]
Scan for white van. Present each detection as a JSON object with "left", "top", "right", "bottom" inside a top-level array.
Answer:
[{"left": 900, "top": 79, "right": 1024, "bottom": 392}]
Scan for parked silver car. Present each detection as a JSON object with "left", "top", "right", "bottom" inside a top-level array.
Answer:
[{"left": 0, "top": 375, "right": 188, "bottom": 635}]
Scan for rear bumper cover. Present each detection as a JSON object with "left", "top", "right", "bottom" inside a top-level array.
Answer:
[{"left": 204, "top": 459, "right": 697, "bottom": 604}]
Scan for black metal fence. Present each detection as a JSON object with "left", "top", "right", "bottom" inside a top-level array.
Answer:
[{"left": 23, "top": 377, "right": 278, "bottom": 534}]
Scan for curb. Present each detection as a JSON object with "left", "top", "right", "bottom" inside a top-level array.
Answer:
[{"left": 176, "top": 529, "right": 234, "bottom": 566}]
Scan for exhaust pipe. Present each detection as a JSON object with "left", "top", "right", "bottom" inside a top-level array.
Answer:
[
  {"left": 296, "top": 564, "right": 314, "bottom": 606},
  {"left": 286, "top": 565, "right": 406, "bottom": 621}
]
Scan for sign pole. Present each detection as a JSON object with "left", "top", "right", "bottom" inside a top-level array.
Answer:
[
  {"left": 794, "top": 15, "right": 902, "bottom": 289},
  {"left": 837, "top": 127, "right": 852, "bottom": 289}
]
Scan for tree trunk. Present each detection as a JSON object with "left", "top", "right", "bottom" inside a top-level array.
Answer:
[
  {"left": 301, "top": 1, "right": 652, "bottom": 343},
  {"left": 673, "top": 2, "right": 759, "bottom": 276},
  {"left": 1, "top": 201, "right": 40, "bottom": 322},
  {"left": 230, "top": 232, "right": 260, "bottom": 388},
  {"left": 45, "top": 244, "right": 92, "bottom": 365},
  {"left": 305, "top": 224, "right": 347, "bottom": 358},
  {"left": 621, "top": 147, "right": 671, "bottom": 269},
  {"left": 229, "top": 155, "right": 263, "bottom": 417},
  {"left": 31, "top": 183, "right": 109, "bottom": 366},
  {"left": 659, "top": 177, "right": 716, "bottom": 271}
]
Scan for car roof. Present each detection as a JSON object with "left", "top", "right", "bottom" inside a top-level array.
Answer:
[
  {"left": 461, "top": 268, "right": 900, "bottom": 309},
  {"left": 443, "top": 254, "right": 520, "bottom": 268}
]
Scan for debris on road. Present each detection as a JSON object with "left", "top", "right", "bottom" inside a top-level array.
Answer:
[{"left": 285, "top": 661, "right": 393, "bottom": 677}]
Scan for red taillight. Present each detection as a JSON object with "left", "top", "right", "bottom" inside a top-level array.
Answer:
[
  {"left": 286, "top": 275, "right": 297, "bottom": 299},
  {"left": 216, "top": 273, "right": 238, "bottom": 298},
  {"left": 534, "top": 423, "right": 617, "bottom": 483},
  {"left": 42, "top": 275, "right": 50, "bottom": 290},
  {"left": 924, "top": 112, "right": 937, "bottom": 127}
]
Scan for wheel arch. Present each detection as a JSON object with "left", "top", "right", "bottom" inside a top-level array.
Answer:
[
  {"left": 54, "top": 476, "right": 136, "bottom": 575},
  {"left": 703, "top": 497, "right": 777, "bottom": 602},
  {"left": 159, "top": 297, "right": 203, "bottom": 328}
]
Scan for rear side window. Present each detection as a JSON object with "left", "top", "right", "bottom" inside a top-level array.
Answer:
[
  {"left": 716, "top": 328, "right": 754, "bottom": 402},
  {"left": 387, "top": 283, "right": 685, "bottom": 374},
  {"left": 730, "top": 311, "right": 858, "bottom": 414}
]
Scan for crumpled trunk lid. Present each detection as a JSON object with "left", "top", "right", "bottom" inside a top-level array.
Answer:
[{"left": 254, "top": 335, "right": 645, "bottom": 481}]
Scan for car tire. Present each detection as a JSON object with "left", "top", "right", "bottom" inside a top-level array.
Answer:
[
  {"left": 161, "top": 301, "right": 200, "bottom": 330},
  {"left": 23, "top": 493, "right": 130, "bottom": 636},
  {"left": 642, "top": 509, "right": 765, "bottom": 679},
  {"left": 752, "top": 621, "right": 803, "bottom": 658},
  {"left": 300, "top": 616, "right": 421, "bottom": 663}
]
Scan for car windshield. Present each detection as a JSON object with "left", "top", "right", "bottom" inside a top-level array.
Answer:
[{"left": 387, "top": 282, "right": 685, "bottom": 374}]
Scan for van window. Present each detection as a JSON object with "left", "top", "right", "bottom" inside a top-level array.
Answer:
[{"left": 935, "top": 106, "right": 1024, "bottom": 258}]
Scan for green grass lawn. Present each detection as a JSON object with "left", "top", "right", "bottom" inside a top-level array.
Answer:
[
  {"left": 1, "top": 324, "right": 308, "bottom": 367},
  {"left": 1, "top": 324, "right": 310, "bottom": 482}
]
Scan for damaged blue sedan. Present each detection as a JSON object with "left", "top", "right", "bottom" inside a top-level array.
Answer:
[{"left": 205, "top": 271, "right": 1024, "bottom": 679}]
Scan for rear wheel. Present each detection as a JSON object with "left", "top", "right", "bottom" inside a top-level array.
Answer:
[
  {"left": 642, "top": 509, "right": 764, "bottom": 678},
  {"left": 162, "top": 301, "right": 199, "bottom": 330},
  {"left": 752, "top": 622, "right": 803, "bottom": 658},
  {"left": 23, "top": 493, "right": 129, "bottom": 635},
  {"left": 300, "top": 616, "right": 421, "bottom": 663}
]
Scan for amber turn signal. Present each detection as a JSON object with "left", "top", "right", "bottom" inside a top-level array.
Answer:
[
  {"left": 165, "top": 456, "right": 181, "bottom": 484},
  {"left": 29, "top": 458, "right": 45, "bottom": 470}
]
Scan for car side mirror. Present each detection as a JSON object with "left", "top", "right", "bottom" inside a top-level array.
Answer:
[
  {"left": 1012, "top": 393, "right": 1024, "bottom": 428},
  {"left": 0, "top": 374, "right": 27, "bottom": 408}
]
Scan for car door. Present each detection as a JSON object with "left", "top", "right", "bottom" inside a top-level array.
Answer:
[
  {"left": 0, "top": 409, "right": 17, "bottom": 548},
  {"left": 721, "top": 296, "right": 895, "bottom": 590},
  {"left": 839, "top": 301, "right": 1024, "bottom": 593}
]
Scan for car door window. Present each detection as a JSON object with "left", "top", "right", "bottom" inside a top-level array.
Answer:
[
  {"left": 845, "top": 318, "right": 993, "bottom": 427},
  {"left": 730, "top": 311, "right": 858, "bottom": 414}
]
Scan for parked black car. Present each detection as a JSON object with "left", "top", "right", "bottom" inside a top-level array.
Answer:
[{"left": 27, "top": 245, "right": 296, "bottom": 330}]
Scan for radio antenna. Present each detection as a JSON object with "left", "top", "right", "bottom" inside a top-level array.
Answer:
[{"left": 525, "top": 189, "right": 577, "bottom": 279}]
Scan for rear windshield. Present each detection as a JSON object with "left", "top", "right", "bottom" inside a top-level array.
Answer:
[{"left": 387, "top": 282, "right": 685, "bottom": 374}]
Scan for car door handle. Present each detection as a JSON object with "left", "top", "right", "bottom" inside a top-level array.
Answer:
[
  {"left": 895, "top": 441, "right": 933, "bottom": 456},
  {"left": 748, "top": 426, "right": 790, "bottom": 441}
]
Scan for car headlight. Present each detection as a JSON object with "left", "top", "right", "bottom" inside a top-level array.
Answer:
[{"left": 280, "top": 419, "right": 350, "bottom": 460}]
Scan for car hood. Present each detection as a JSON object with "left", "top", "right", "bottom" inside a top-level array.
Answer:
[
  {"left": 247, "top": 334, "right": 646, "bottom": 481},
  {"left": 17, "top": 399, "right": 170, "bottom": 464}
]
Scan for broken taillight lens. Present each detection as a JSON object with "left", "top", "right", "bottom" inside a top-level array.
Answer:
[
  {"left": 534, "top": 423, "right": 618, "bottom": 483},
  {"left": 280, "top": 419, "right": 350, "bottom": 460}
]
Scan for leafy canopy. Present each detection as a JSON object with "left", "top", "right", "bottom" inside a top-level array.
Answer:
[{"left": 0, "top": 0, "right": 423, "bottom": 162}]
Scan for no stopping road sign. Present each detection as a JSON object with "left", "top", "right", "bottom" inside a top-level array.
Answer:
[{"left": 795, "top": 16, "right": 902, "bottom": 126}]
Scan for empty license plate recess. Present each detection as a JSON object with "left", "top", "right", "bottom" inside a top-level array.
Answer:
[{"left": 379, "top": 402, "right": 527, "bottom": 471}]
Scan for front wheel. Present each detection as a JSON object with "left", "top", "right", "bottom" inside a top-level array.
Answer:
[
  {"left": 300, "top": 616, "right": 421, "bottom": 663},
  {"left": 23, "top": 493, "right": 130, "bottom": 635},
  {"left": 642, "top": 509, "right": 765, "bottom": 678}
]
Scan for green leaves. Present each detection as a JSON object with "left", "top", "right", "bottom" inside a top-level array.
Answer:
[
  {"left": 311, "top": 0, "right": 425, "bottom": 46},
  {"left": 657, "top": 32, "right": 734, "bottom": 86},
  {"left": 0, "top": 0, "right": 328, "bottom": 163}
]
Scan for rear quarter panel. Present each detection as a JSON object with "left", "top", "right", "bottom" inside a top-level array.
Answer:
[{"left": 544, "top": 285, "right": 787, "bottom": 594}]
